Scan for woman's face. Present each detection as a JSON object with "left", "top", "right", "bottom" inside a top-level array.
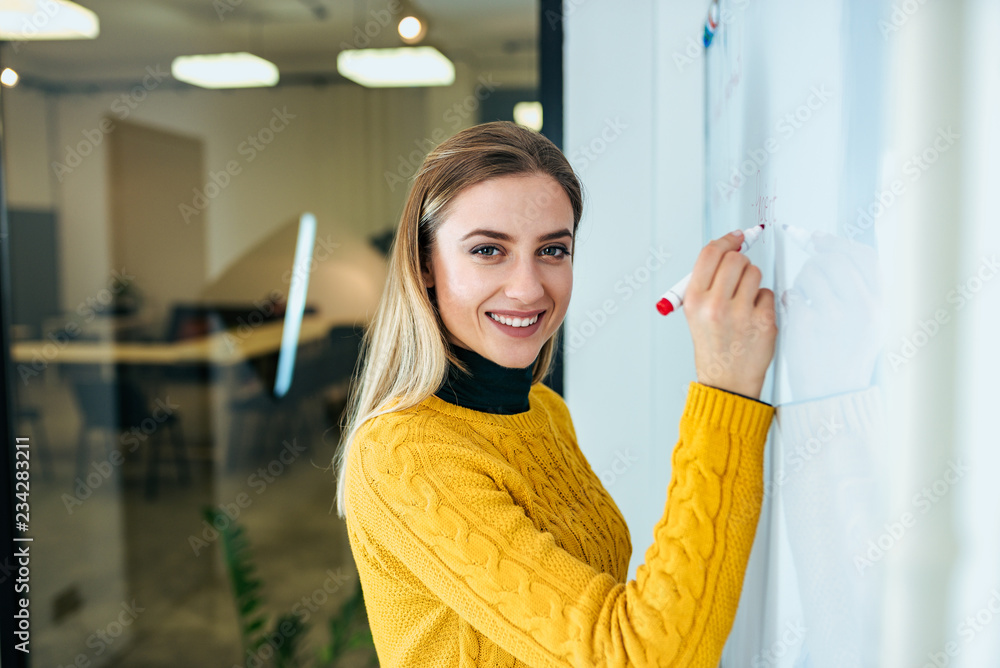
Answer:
[{"left": 422, "top": 172, "right": 575, "bottom": 369}]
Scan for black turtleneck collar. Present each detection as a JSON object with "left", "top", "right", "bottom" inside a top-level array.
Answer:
[{"left": 434, "top": 343, "right": 535, "bottom": 414}]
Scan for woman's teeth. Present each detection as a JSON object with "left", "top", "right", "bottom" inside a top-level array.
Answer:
[{"left": 489, "top": 312, "right": 539, "bottom": 328}]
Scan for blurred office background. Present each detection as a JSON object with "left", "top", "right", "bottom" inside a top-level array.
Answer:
[{"left": 0, "top": 1, "right": 546, "bottom": 665}]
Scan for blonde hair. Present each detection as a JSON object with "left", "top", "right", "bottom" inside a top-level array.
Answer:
[{"left": 333, "top": 121, "right": 584, "bottom": 519}]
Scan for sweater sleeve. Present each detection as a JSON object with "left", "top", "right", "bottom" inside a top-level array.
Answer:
[{"left": 348, "top": 382, "right": 774, "bottom": 668}]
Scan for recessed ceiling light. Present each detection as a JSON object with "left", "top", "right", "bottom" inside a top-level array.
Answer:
[
  {"left": 398, "top": 15, "right": 426, "bottom": 44},
  {"left": 514, "top": 102, "right": 543, "bottom": 132},
  {"left": 0, "top": 0, "right": 99, "bottom": 40},
  {"left": 1, "top": 68, "right": 19, "bottom": 87},
  {"left": 337, "top": 47, "right": 454, "bottom": 88},
  {"left": 171, "top": 52, "right": 279, "bottom": 89}
]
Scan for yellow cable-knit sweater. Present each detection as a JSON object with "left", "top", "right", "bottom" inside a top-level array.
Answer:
[{"left": 344, "top": 381, "right": 774, "bottom": 667}]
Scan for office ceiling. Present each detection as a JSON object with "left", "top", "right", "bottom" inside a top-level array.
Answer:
[{"left": 2, "top": 0, "right": 538, "bottom": 89}]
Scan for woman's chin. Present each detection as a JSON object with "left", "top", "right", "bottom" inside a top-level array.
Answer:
[{"left": 490, "top": 345, "right": 543, "bottom": 369}]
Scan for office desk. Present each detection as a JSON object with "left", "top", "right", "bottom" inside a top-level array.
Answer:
[
  {"left": 10, "top": 316, "right": 348, "bottom": 472},
  {"left": 10, "top": 317, "right": 336, "bottom": 366}
]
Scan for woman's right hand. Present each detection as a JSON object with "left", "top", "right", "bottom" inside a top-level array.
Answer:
[{"left": 682, "top": 229, "right": 778, "bottom": 400}]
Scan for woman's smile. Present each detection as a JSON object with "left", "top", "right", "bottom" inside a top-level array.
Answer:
[{"left": 486, "top": 309, "right": 546, "bottom": 338}]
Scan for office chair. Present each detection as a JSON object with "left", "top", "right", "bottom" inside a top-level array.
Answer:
[
  {"left": 224, "top": 325, "right": 364, "bottom": 472},
  {"left": 70, "top": 377, "right": 190, "bottom": 499}
]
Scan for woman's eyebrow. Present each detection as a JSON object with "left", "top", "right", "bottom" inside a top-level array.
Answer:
[{"left": 459, "top": 228, "right": 573, "bottom": 242}]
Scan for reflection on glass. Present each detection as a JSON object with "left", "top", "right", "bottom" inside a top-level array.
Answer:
[
  {"left": 1, "top": 0, "right": 539, "bottom": 664},
  {"left": 776, "top": 229, "right": 888, "bottom": 667}
]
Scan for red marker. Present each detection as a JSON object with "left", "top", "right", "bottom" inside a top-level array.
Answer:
[{"left": 656, "top": 224, "right": 766, "bottom": 316}]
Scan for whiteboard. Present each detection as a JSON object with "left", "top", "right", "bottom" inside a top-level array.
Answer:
[{"left": 704, "top": 0, "right": 893, "bottom": 665}]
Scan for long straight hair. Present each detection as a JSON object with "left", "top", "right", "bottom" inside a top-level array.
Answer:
[{"left": 333, "top": 121, "right": 584, "bottom": 519}]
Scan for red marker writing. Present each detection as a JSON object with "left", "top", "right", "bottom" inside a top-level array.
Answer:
[{"left": 656, "top": 224, "right": 766, "bottom": 316}]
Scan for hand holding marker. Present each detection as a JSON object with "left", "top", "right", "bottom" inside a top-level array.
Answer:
[{"left": 656, "top": 224, "right": 766, "bottom": 316}]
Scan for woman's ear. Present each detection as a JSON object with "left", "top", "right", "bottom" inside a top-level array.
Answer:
[{"left": 421, "top": 262, "right": 435, "bottom": 289}]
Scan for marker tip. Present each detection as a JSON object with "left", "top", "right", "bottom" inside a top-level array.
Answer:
[{"left": 656, "top": 298, "right": 674, "bottom": 316}]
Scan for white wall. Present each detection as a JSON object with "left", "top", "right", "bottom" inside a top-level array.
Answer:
[
  {"left": 882, "top": 0, "right": 1000, "bottom": 666},
  {"left": 564, "top": 0, "right": 706, "bottom": 580},
  {"left": 3, "top": 86, "right": 53, "bottom": 209},
  {"left": 950, "top": 1, "right": 1000, "bottom": 665},
  {"left": 878, "top": 0, "right": 963, "bottom": 662}
]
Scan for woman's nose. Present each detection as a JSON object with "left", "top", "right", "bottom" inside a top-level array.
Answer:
[{"left": 504, "top": 257, "right": 545, "bottom": 304}]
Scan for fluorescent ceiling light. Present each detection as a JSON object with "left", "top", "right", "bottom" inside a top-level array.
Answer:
[
  {"left": 172, "top": 52, "right": 279, "bottom": 89},
  {"left": 0, "top": 0, "right": 99, "bottom": 40},
  {"left": 337, "top": 46, "right": 454, "bottom": 88}
]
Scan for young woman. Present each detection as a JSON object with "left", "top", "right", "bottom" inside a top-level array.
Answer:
[{"left": 334, "top": 121, "right": 777, "bottom": 667}]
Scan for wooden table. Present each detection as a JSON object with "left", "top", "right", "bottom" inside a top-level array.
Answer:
[
  {"left": 10, "top": 316, "right": 336, "bottom": 366},
  {"left": 10, "top": 316, "right": 347, "bottom": 472}
]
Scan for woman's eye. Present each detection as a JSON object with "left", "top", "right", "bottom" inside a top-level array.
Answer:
[
  {"left": 472, "top": 245, "right": 501, "bottom": 257},
  {"left": 542, "top": 245, "right": 572, "bottom": 258}
]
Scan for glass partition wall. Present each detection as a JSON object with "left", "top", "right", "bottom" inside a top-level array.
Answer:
[{"left": 0, "top": 1, "right": 539, "bottom": 665}]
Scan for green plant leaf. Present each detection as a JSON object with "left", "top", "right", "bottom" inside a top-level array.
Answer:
[
  {"left": 244, "top": 615, "right": 267, "bottom": 636},
  {"left": 269, "top": 612, "right": 309, "bottom": 668},
  {"left": 346, "top": 629, "right": 373, "bottom": 649},
  {"left": 202, "top": 506, "right": 276, "bottom": 663},
  {"left": 240, "top": 598, "right": 260, "bottom": 616}
]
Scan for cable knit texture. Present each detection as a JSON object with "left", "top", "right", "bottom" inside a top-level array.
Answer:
[{"left": 344, "top": 381, "right": 774, "bottom": 667}]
